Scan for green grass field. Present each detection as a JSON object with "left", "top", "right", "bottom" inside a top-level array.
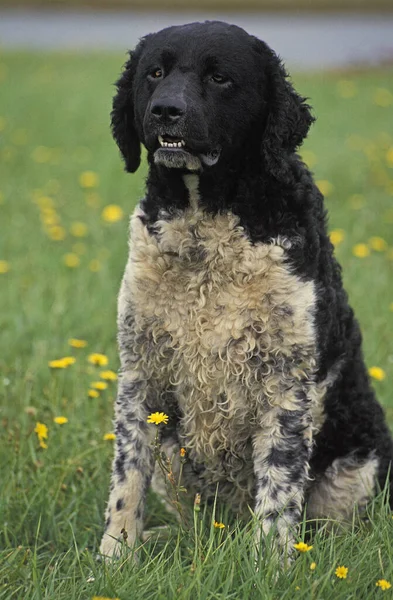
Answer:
[{"left": 1, "top": 51, "right": 393, "bottom": 599}]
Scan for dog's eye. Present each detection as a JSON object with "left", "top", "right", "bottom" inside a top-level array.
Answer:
[
  {"left": 210, "top": 73, "right": 229, "bottom": 85},
  {"left": 148, "top": 68, "right": 163, "bottom": 80}
]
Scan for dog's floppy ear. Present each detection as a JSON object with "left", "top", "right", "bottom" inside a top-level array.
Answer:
[
  {"left": 111, "top": 41, "right": 146, "bottom": 173},
  {"left": 254, "top": 39, "right": 315, "bottom": 180}
]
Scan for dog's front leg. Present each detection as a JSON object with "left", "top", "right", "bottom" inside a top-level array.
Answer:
[
  {"left": 252, "top": 399, "right": 312, "bottom": 564},
  {"left": 99, "top": 372, "right": 156, "bottom": 559}
]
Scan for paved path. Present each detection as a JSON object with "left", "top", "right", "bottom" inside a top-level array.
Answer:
[{"left": 1, "top": 9, "right": 393, "bottom": 69}]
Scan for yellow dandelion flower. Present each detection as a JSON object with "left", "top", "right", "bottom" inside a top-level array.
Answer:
[
  {"left": 294, "top": 541, "right": 313, "bottom": 553},
  {"left": 352, "top": 243, "right": 370, "bottom": 258},
  {"left": 376, "top": 579, "right": 392, "bottom": 590},
  {"left": 335, "top": 565, "right": 348, "bottom": 579},
  {"left": 147, "top": 412, "right": 169, "bottom": 425},
  {"left": 91, "top": 381, "right": 108, "bottom": 391},
  {"left": 62, "top": 356, "right": 76, "bottom": 366},
  {"left": 35, "top": 194, "right": 54, "bottom": 208},
  {"left": 70, "top": 222, "right": 88, "bottom": 238},
  {"left": 89, "top": 259, "right": 101, "bottom": 272},
  {"left": 349, "top": 194, "right": 365, "bottom": 210},
  {"left": 0, "top": 260, "right": 10, "bottom": 274},
  {"left": 63, "top": 253, "right": 80, "bottom": 268},
  {"left": 310, "top": 562, "right": 317, "bottom": 571},
  {"left": 316, "top": 180, "right": 334, "bottom": 197},
  {"left": 101, "top": 204, "right": 124, "bottom": 223},
  {"left": 88, "top": 389, "right": 100, "bottom": 398},
  {"left": 35, "top": 422, "right": 48, "bottom": 439},
  {"left": 48, "top": 356, "right": 75, "bottom": 368},
  {"left": 213, "top": 521, "right": 225, "bottom": 529},
  {"left": 88, "top": 353, "right": 108, "bottom": 366},
  {"left": 329, "top": 229, "right": 345, "bottom": 247},
  {"left": 53, "top": 416, "right": 68, "bottom": 425},
  {"left": 34, "top": 422, "right": 48, "bottom": 448},
  {"left": 369, "top": 236, "right": 388, "bottom": 252},
  {"left": 369, "top": 366, "right": 386, "bottom": 381},
  {"left": 48, "top": 359, "right": 68, "bottom": 369},
  {"left": 68, "top": 338, "right": 88, "bottom": 348},
  {"left": 180, "top": 447, "right": 186, "bottom": 457},
  {"left": 41, "top": 207, "right": 58, "bottom": 219},
  {"left": 32, "top": 146, "right": 52, "bottom": 163},
  {"left": 295, "top": 587, "right": 300, "bottom": 591},
  {"left": 337, "top": 80, "right": 357, "bottom": 99},
  {"left": 79, "top": 170, "right": 99, "bottom": 188},
  {"left": 100, "top": 370, "right": 118, "bottom": 381},
  {"left": 103, "top": 433, "right": 116, "bottom": 441},
  {"left": 374, "top": 88, "right": 393, "bottom": 107},
  {"left": 41, "top": 213, "right": 59, "bottom": 227},
  {"left": 47, "top": 225, "right": 66, "bottom": 241}
]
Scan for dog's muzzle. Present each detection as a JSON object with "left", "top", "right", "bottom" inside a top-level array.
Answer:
[{"left": 154, "top": 135, "right": 221, "bottom": 171}]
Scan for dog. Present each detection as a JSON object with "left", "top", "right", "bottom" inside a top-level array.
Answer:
[{"left": 99, "top": 21, "right": 393, "bottom": 561}]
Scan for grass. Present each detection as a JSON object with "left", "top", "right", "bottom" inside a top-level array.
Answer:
[{"left": 0, "top": 50, "right": 393, "bottom": 599}]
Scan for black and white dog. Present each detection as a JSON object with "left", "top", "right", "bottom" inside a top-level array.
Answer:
[{"left": 100, "top": 21, "right": 393, "bottom": 560}]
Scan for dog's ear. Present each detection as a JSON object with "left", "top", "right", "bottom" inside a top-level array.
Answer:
[
  {"left": 111, "top": 41, "right": 146, "bottom": 173},
  {"left": 253, "top": 39, "right": 315, "bottom": 179}
]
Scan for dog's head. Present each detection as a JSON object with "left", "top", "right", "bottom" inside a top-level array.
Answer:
[{"left": 112, "top": 21, "right": 314, "bottom": 178}]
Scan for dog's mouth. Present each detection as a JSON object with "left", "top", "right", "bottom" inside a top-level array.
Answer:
[
  {"left": 155, "top": 135, "right": 221, "bottom": 170},
  {"left": 158, "top": 135, "right": 186, "bottom": 149}
]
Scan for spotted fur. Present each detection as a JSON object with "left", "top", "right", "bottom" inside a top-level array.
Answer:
[
  {"left": 99, "top": 21, "right": 393, "bottom": 562},
  {"left": 307, "top": 454, "right": 379, "bottom": 522}
]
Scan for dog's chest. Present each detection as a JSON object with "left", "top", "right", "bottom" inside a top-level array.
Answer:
[{"left": 124, "top": 204, "right": 316, "bottom": 457}]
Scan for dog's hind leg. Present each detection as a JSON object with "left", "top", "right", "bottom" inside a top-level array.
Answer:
[
  {"left": 252, "top": 397, "right": 313, "bottom": 564},
  {"left": 306, "top": 454, "right": 379, "bottom": 523}
]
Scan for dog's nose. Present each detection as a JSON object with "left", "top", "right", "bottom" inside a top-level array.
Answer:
[{"left": 150, "top": 98, "right": 185, "bottom": 123}]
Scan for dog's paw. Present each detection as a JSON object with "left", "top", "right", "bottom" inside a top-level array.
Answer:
[{"left": 99, "top": 530, "right": 138, "bottom": 563}]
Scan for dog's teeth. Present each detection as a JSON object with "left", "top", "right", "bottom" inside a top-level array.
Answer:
[{"left": 159, "top": 138, "right": 186, "bottom": 149}]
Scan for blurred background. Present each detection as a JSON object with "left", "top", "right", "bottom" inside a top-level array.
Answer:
[
  {"left": 0, "top": 3, "right": 393, "bottom": 597},
  {"left": 1, "top": 2, "right": 393, "bottom": 69}
]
